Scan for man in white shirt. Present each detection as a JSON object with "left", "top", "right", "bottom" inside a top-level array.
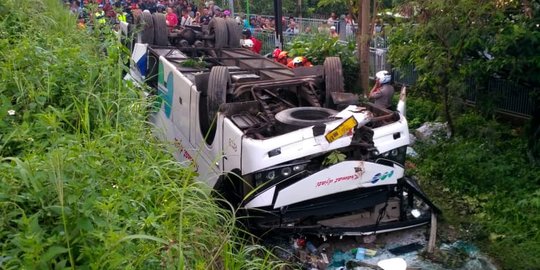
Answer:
[{"left": 180, "top": 9, "right": 193, "bottom": 27}]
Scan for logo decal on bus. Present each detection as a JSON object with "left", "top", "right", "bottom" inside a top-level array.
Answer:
[
  {"left": 370, "top": 170, "right": 394, "bottom": 184},
  {"left": 158, "top": 72, "right": 174, "bottom": 118}
]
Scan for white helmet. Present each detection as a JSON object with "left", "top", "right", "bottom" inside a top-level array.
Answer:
[
  {"left": 242, "top": 39, "right": 254, "bottom": 48},
  {"left": 376, "top": 70, "right": 391, "bottom": 84}
]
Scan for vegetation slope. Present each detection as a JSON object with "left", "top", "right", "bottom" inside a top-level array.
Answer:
[{"left": 0, "top": 0, "right": 281, "bottom": 269}]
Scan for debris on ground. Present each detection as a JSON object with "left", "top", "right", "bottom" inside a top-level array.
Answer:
[
  {"left": 415, "top": 122, "right": 450, "bottom": 142},
  {"left": 264, "top": 228, "right": 498, "bottom": 270},
  {"left": 406, "top": 146, "right": 419, "bottom": 158}
]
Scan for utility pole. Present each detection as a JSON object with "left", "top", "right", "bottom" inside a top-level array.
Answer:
[
  {"left": 297, "top": 0, "right": 302, "bottom": 23},
  {"left": 274, "top": 0, "right": 283, "bottom": 49},
  {"left": 359, "top": 0, "right": 371, "bottom": 96}
]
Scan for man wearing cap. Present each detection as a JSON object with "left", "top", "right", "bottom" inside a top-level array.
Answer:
[
  {"left": 276, "top": 51, "right": 290, "bottom": 65},
  {"left": 369, "top": 70, "right": 395, "bottom": 109},
  {"left": 287, "top": 56, "right": 313, "bottom": 68}
]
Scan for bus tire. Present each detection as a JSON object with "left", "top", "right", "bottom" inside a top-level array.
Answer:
[
  {"left": 139, "top": 11, "right": 154, "bottom": 44},
  {"left": 225, "top": 18, "right": 241, "bottom": 48},
  {"left": 153, "top": 13, "right": 169, "bottom": 46},
  {"left": 208, "top": 17, "right": 227, "bottom": 49},
  {"left": 203, "top": 66, "right": 230, "bottom": 144},
  {"left": 324, "top": 57, "right": 345, "bottom": 107}
]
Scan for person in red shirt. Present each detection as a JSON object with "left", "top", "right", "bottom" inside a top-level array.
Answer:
[
  {"left": 242, "top": 29, "right": 262, "bottom": 54},
  {"left": 272, "top": 47, "right": 282, "bottom": 61},
  {"left": 165, "top": 7, "right": 178, "bottom": 31}
]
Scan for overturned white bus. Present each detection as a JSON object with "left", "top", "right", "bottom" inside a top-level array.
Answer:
[{"left": 123, "top": 15, "right": 439, "bottom": 235}]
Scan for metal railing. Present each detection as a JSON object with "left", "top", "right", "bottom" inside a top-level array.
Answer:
[{"left": 465, "top": 78, "right": 536, "bottom": 118}]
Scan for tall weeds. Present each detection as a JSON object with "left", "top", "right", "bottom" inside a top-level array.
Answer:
[{"left": 0, "top": 0, "right": 282, "bottom": 269}]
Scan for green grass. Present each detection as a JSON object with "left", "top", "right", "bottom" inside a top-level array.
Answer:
[
  {"left": 410, "top": 111, "right": 540, "bottom": 270},
  {"left": 0, "top": 0, "right": 284, "bottom": 269}
]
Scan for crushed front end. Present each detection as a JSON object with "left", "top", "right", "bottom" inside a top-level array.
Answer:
[{"left": 235, "top": 104, "right": 440, "bottom": 235}]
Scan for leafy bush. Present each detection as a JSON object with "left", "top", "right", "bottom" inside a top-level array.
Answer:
[
  {"left": 288, "top": 34, "right": 359, "bottom": 91},
  {"left": 404, "top": 95, "right": 442, "bottom": 129},
  {"left": 0, "top": 0, "right": 283, "bottom": 268},
  {"left": 413, "top": 112, "right": 540, "bottom": 269}
]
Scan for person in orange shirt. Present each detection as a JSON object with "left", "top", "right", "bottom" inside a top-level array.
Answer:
[
  {"left": 287, "top": 56, "right": 313, "bottom": 68},
  {"left": 276, "top": 51, "right": 290, "bottom": 65},
  {"left": 77, "top": 17, "right": 86, "bottom": 30}
]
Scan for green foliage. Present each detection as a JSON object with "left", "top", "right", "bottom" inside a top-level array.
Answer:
[
  {"left": 236, "top": 0, "right": 321, "bottom": 16},
  {"left": 414, "top": 112, "right": 540, "bottom": 270},
  {"left": 0, "top": 0, "right": 283, "bottom": 269},
  {"left": 487, "top": 2, "right": 540, "bottom": 86},
  {"left": 288, "top": 34, "right": 359, "bottom": 91},
  {"left": 323, "top": 150, "right": 347, "bottom": 166},
  {"left": 388, "top": 0, "right": 499, "bottom": 135},
  {"left": 180, "top": 57, "right": 207, "bottom": 69},
  {"left": 405, "top": 95, "right": 442, "bottom": 129},
  {"left": 316, "top": 0, "right": 353, "bottom": 16}
]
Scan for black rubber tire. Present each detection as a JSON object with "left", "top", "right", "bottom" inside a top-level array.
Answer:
[
  {"left": 139, "top": 12, "right": 154, "bottom": 44},
  {"left": 225, "top": 18, "right": 241, "bottom": 48},
  {"left": 324, "top": 57, "right": 345, "bottom": 107},
  {"left": 179, "top": 39, "right": 190, "bottom": 47},
  {"left": 202, "top": 66, "right": 230, "bottom": 144},
  {"left": 275, "top": 107, "right": 338, "bottom": 127},
  {"left": 208, "top": 17, "right": 227, "bottom": 49},
  {"left": 213, "top": 171, "right": 243, "bottom": 209},
  {"left": 153, "top": 13, "right": 169, "bottom": 46}
]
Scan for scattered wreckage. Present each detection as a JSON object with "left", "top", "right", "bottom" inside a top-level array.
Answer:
[{"left": 121, "top": 15, "right": 440, "bottom": 236}]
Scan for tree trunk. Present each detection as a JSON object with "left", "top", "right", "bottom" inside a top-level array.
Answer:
[{"left": 359, "top": 0, "right": 371, "bottom": 96}]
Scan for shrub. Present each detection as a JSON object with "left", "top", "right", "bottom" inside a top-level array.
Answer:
[
  {"left": 405, "top": 95, "right": 442, "bottom": 129},
  {"left": 0, "top": 0, "right": 283, "bottom": 268},
  {"left": 288, "top": 34, "right": 359, "bottom": 91},
  {"left": 414, "top": 112, "right": 540, "bottom": 269}
]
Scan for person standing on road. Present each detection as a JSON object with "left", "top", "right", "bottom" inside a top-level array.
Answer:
[{"left": 369, "top": 70, "right": 395, "bottom": 109}]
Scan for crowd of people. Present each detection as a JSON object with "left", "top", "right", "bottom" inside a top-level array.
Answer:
[
  {"left": 244, "top": 12, "right": 357, "bottom": 39},
  {"left": 66, "top": 0, "right": 360, "bottom": 40},
  {"left": 65, "top": 0, "right": 393, "bottom": 104},
  {"left": 67, "top": 0, "right": 364, "bottom": 70},
  {"left": 67, "top": 0, "right": 237, "bottom": 29}
]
